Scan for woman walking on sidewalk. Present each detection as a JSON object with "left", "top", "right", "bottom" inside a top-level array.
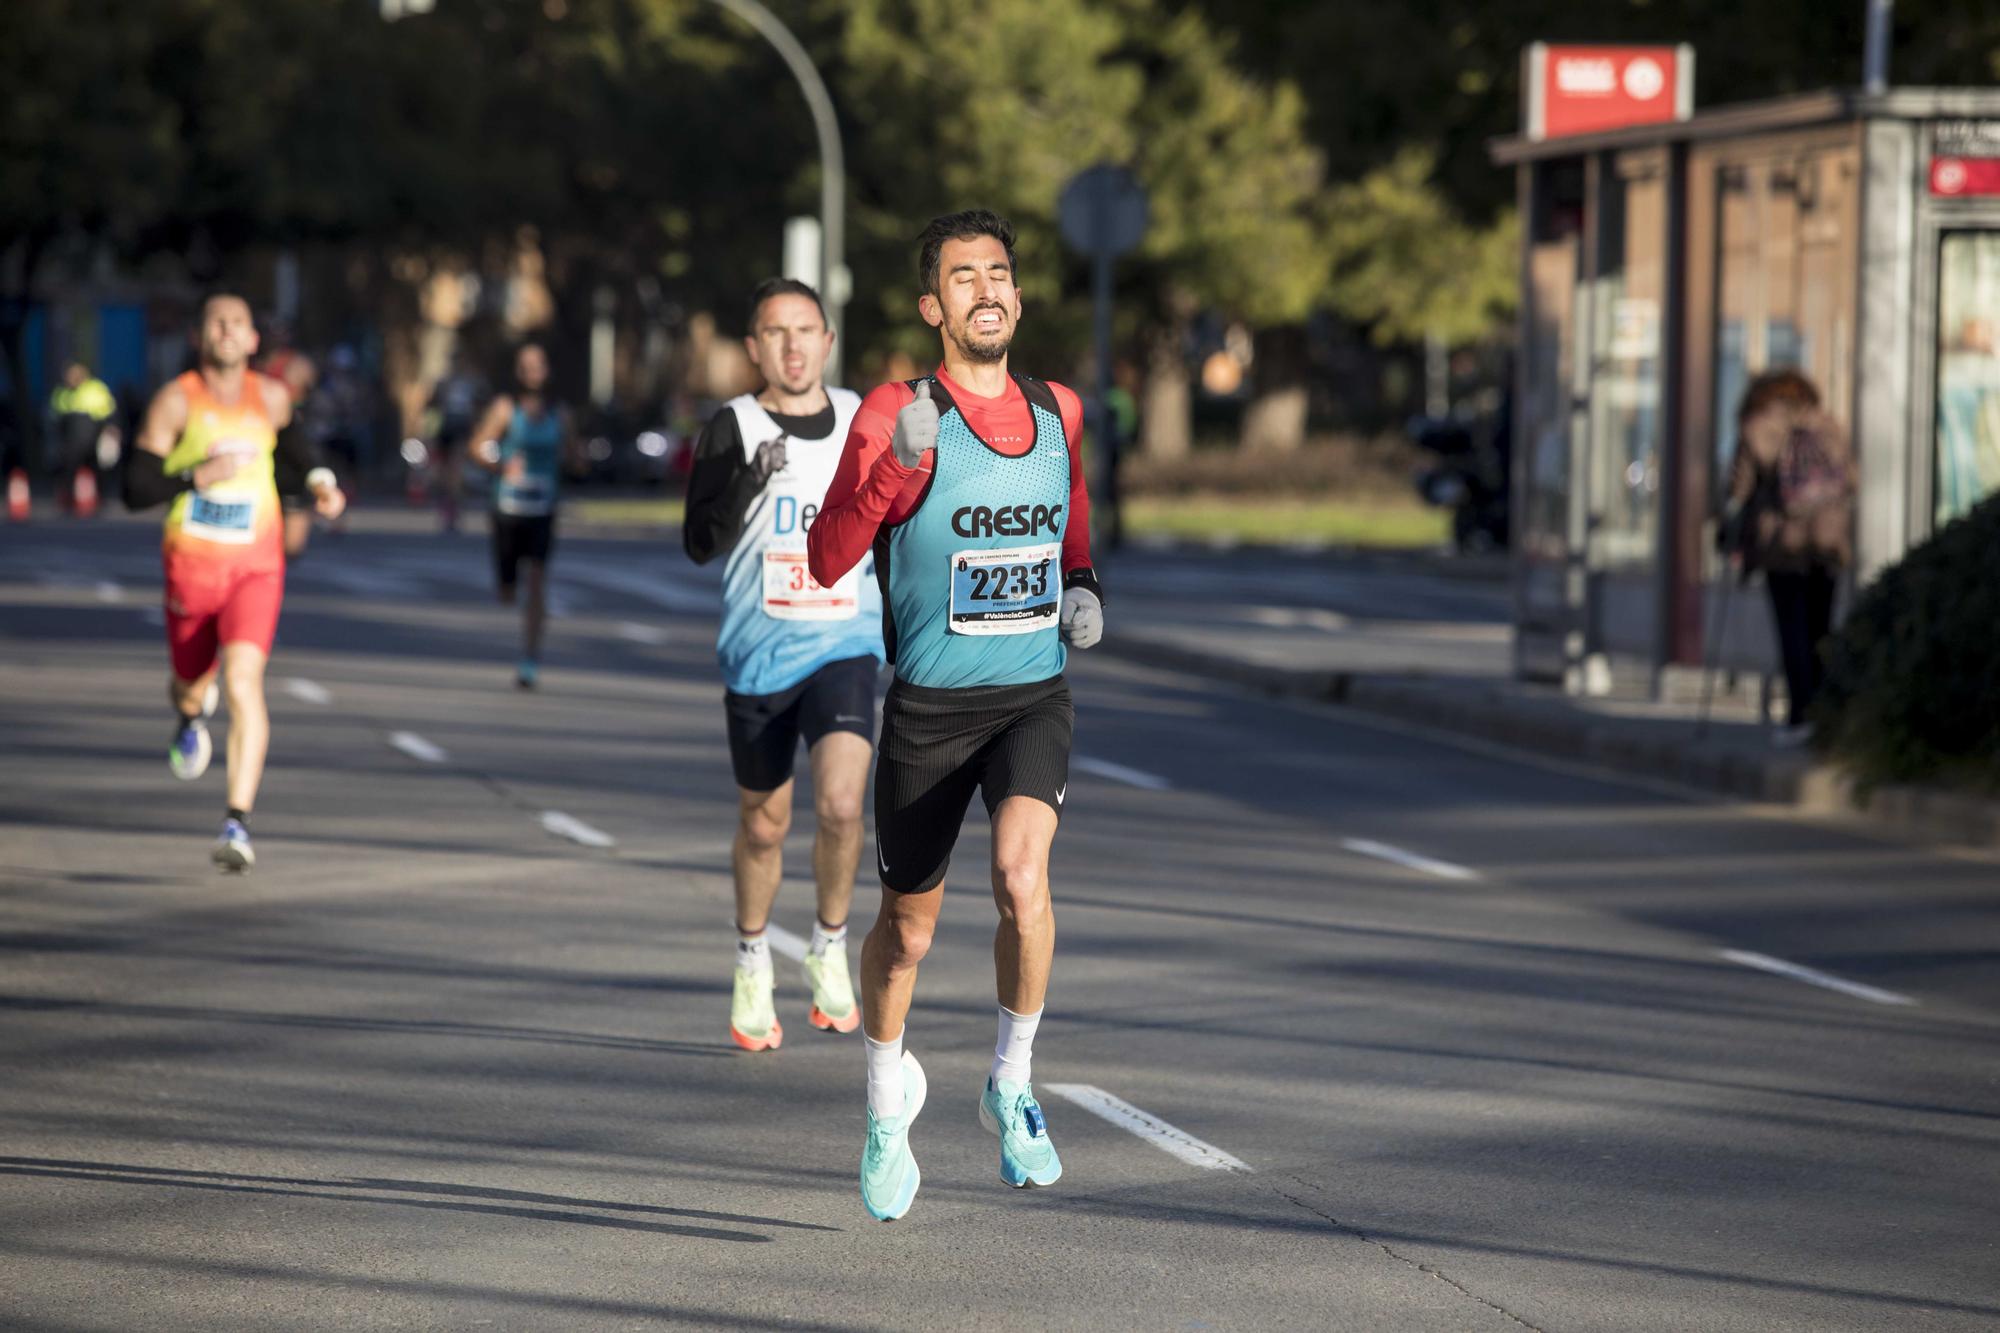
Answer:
[{"left": 1723, "top": 369, "right": 1857, "bottom": 746}]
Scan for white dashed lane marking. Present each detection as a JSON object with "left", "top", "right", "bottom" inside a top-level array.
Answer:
[
  {"left": 284, "top": 678, "right": 332, "bottom": 706},
  {"left": 1072, "top": 756, "right": 1172, "bottom": 792},
  {"left": 1043, "top": 1084, "right": 1251, "bottom": 1173},
  {"left": 94, "top": 580, "right": 123, "bottom": 603},
  {"left": 1720, "top": 949, "right": 1917, "bottom": 1007},
  {"left": 540, "top": 811, "right": 615, "bottom": 849},
  {"left": 617, "top": 621, "right": 671, "bottom": 645},
  {"left": 388, "top": 731, "right": 449, "bottom": 764},
  {"left": 1339, "top": 837, "right": 1478, "bottom": 882}
]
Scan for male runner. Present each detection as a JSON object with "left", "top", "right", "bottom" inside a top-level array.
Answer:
[
  {"left": 468, "top": 342, "right": 575, "bottom": 689},
  {"left": 684, "top": 278, "right": 882, "bottom": 1052},
  {"left": 807, "top": 210, "right": 1105, "bottom": 1220},
  {"left": 124, "top": 293, "right": 346, "bottom": 870}
]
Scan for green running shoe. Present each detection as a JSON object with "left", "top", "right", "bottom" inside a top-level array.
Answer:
[
  {"left": 803, "top": 946, "right": 859, "bottom": 1033},
  {"left": 860, "top": 1051, "right": 926, "bottom": 1221},
  {"left": 729, "top": 964, "right": 782, "bottom": 1052},
  {"left": 979, "top": 1076, "right": 1062, "bottom": 1188}
]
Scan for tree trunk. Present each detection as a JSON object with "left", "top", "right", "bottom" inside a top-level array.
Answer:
[
  {"left": 1140, "top": 321, "right": 1191, "bottom": 461},
  {"left": 1238, "top": 324, "right": 1309, "bottom": 453}
]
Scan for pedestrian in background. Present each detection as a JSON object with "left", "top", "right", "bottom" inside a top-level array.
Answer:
[{"left": 1723, "top": 369, "right": 1857, "bottom": 746}]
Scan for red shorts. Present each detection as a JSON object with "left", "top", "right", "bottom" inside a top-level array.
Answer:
[{"left": 164, "top": 555, "right": 285, "bottom": 681}]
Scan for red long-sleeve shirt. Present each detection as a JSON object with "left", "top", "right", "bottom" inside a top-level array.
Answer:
[{"left": 806, "top": 367, "right": 1093, "bottom": 589}]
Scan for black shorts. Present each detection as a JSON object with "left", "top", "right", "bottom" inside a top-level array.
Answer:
[
  {"left": 724, "top": 654, "right": 881, "bottom": 793},
  {"left": 874, "top": 675, "right": 1073, "bottom": 894},
  {"left": 492, "top": 512, "right": 556, "bottom": 589}
]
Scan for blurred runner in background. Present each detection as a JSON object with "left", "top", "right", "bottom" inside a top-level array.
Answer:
[{"left": 468, "top": 342, "right": 578, "bottom": 689}]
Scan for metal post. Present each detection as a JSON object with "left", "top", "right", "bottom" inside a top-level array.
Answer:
[
  {"left": 709, "top": 0, "right": 846, "bottom": 384},
  {"left": 1863, "top": 0, "right": 1892, "bottom": 95}
]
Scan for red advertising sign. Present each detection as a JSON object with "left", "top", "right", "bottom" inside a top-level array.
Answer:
[
  {"left": 1931, "top": 121, "right": 2000, "bottom": 197},
  {"left": 1525, "top": 44, "right": 1694, "bottom": 142}
]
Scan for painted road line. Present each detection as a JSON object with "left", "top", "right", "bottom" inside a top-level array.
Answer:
[
  {"left": 94, "top": 580, "right": 124, "bottom": 603},
  {"left": 617, "top": 621, "right": 671, "bottom": 645},
  {"left": 1720, "top": 949, "right": 1917, "bottom": 1007},
  {"left": 764, "top": 924, "right": 809, "bottom": 962},
  {"left": 284, "top": 678, "right": 333, "bottom": 706},
  {"left": 1073, "top": 756, "right": 1173, "bottom": 792},
  {"left": 388, "top": 731, "right": 449, "bottom": 764},
  {"left": 540, "top": 810, "right": 616, "bottom": 849},
  {"left": 1340, "top": 837, "right": 1479, "bottom": 882},
  {"left": 140, "top": 607, "right": 165, "bottom": 627},
  {"left": 1043, "top": 1084, "right": 1251, "bottom": 1174}
]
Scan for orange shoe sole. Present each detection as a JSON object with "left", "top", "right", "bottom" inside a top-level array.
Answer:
[
  {"left": 808, "top": 1004, "right": 860, "bottom": 1034},
  {"left": 731, "top": 1018, "right": 783, "bottom": 1052}
]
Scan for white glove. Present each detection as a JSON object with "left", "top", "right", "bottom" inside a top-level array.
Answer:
[
  {"left": 892, "top": 380, "right": 939, "bottom": 469},
  {"left": 1060, "top": 586, "right": 1102, "bottom": 650}
]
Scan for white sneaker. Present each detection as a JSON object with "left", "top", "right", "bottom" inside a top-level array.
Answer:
[{"left": 730, "top": 964, "right": 782, "bottom": 1052}]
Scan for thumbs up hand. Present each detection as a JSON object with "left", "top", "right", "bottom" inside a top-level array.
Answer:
[{"left": 891, "top": 379, "right": 939, "bottom": 469}]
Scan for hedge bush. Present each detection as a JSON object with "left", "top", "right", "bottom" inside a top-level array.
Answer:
[{"left": 1815, "top": 492, "right": 2000, "bottom": 793}]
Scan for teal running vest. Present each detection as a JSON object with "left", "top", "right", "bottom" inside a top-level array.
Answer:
[
  {"left": 495, "top": 402, "right": 563, "bottom": 517},
  {"left": 878, "top": 376, "right": 1070, "bottom": 689}
]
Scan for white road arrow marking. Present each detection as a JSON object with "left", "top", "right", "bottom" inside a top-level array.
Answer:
[{"left": 540, "top": 810, "right": 615, "bottom": 849}]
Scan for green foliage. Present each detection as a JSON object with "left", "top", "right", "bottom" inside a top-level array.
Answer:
[
  {"left": 1815, "top": 495, "right": 2000, "bottom": 794},
  {"left": 1325, "top": 147, "right": 1518, "bottom": 347}
]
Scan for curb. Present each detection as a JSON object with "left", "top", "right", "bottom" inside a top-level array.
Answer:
[{"left": 1106, "top": 631, "right": 2000, "bottom": 853}]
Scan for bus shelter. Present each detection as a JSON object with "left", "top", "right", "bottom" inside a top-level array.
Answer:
[{"left": 1492, "top": 88, "right": 2000, "bottom": 697}]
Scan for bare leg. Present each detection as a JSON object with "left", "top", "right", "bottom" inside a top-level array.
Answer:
[
  {"left": 169, "top": 666, "right": 219, "bottom": 719},
  {"left": 219, "top": 641, "right": 270, "bottom": 815},
  {"left": 861, "top": 885, "right": 943, "bottom": 1041},
  {"left": 807, "top": 732, "right": 871, "bottom": 931},
  {"left": 520, "top": 558, "right": 546, "bottom": 661},
  {"left": 733, "top": 781, "right": 793, "bottom": 935},
  {"left": 990, "top": 796, "right": 1059, "bottom": 1013}
]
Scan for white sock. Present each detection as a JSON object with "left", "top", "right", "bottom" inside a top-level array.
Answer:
[
  {"left": 809, "top": 919, "right": 847, "bottom": 957},
  {"left": 991, "top": 1004, "right": 1041, "bottom": 1088},
  {"left": 865, "top": 1030, "right": 905, "bottom": 1119},
  {"left": 736, "top": 930, "right": 771, "bottom": 973}
]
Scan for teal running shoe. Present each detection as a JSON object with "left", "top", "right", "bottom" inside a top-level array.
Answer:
[
  {"left": 860, "top": 1051, "right": 926, "bottom": 1221},
  {"left": 516, "top": 659, "right": 538, "bottom": 690},
  {"left": 979, "top": 1076, "right": 1062, "bottom": 1188}
]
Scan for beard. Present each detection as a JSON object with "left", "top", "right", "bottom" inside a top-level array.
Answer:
[{"left": 948, "top": 314, "right": 1013, "bottom": 364}]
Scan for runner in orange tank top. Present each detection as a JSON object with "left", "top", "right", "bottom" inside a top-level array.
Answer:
[{"left": 125, "top": 293, "right": 347, "bottom": 872}]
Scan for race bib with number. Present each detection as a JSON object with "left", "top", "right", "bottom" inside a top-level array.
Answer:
[
  {"left": 183, "top": 491, "right": 258, "bottom": 545},
  {"left": 948, "top": 542, "right": 1059, "bottom": 636},
  {"left": 762, "top": 550, "right": 859, "bottom": 621}
]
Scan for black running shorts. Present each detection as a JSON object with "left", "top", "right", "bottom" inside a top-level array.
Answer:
[
  {"left": 874, "top": 674, "right": 1073, "bottom": 894},
  {"left": 724, "top": 654, "right": 881, "bottom": 793},
  {"left": 491, "top": 512, "right": 556, "bottom": 590}
]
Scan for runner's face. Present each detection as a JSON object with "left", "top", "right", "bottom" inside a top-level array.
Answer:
[
  {"left": 925, "top": 236, "right": 1019, "bottom": 365},
  {"left": 199, "top": 299, "right": 259, "bottom": 370},
  {"left": 516, "top": 346, "right": 548, "bottom": 393},
  {"left": 746, "top": 293, "right": 832, "bottom": 397}
]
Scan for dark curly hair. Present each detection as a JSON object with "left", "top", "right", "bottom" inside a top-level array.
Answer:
[{"left": 916, "top": 209, "right": 1016, "bottom": 296}]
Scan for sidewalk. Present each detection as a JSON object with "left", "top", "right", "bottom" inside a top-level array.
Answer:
[{"left": 1100, "top": 546, "right": 2000, "bottom": 853}]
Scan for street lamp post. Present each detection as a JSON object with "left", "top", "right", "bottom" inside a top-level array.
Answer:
[
  {"left": 708, "top": 0, "right": 847, "bottom": 385},
  {"left": 1864, "top": 0, "right": 1893, "bottom": 94}
]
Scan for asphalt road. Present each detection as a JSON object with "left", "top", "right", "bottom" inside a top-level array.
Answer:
[{"left": 2, "top": 512, "right": 1996, "bottom": 1331}]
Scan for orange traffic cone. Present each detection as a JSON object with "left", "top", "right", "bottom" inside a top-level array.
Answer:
[
  {"left": 72, "top": 467, "right": 98, "bottom": 518},
  {"left": 5, "top": 468, "right": 29, "bottom": 523}
]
